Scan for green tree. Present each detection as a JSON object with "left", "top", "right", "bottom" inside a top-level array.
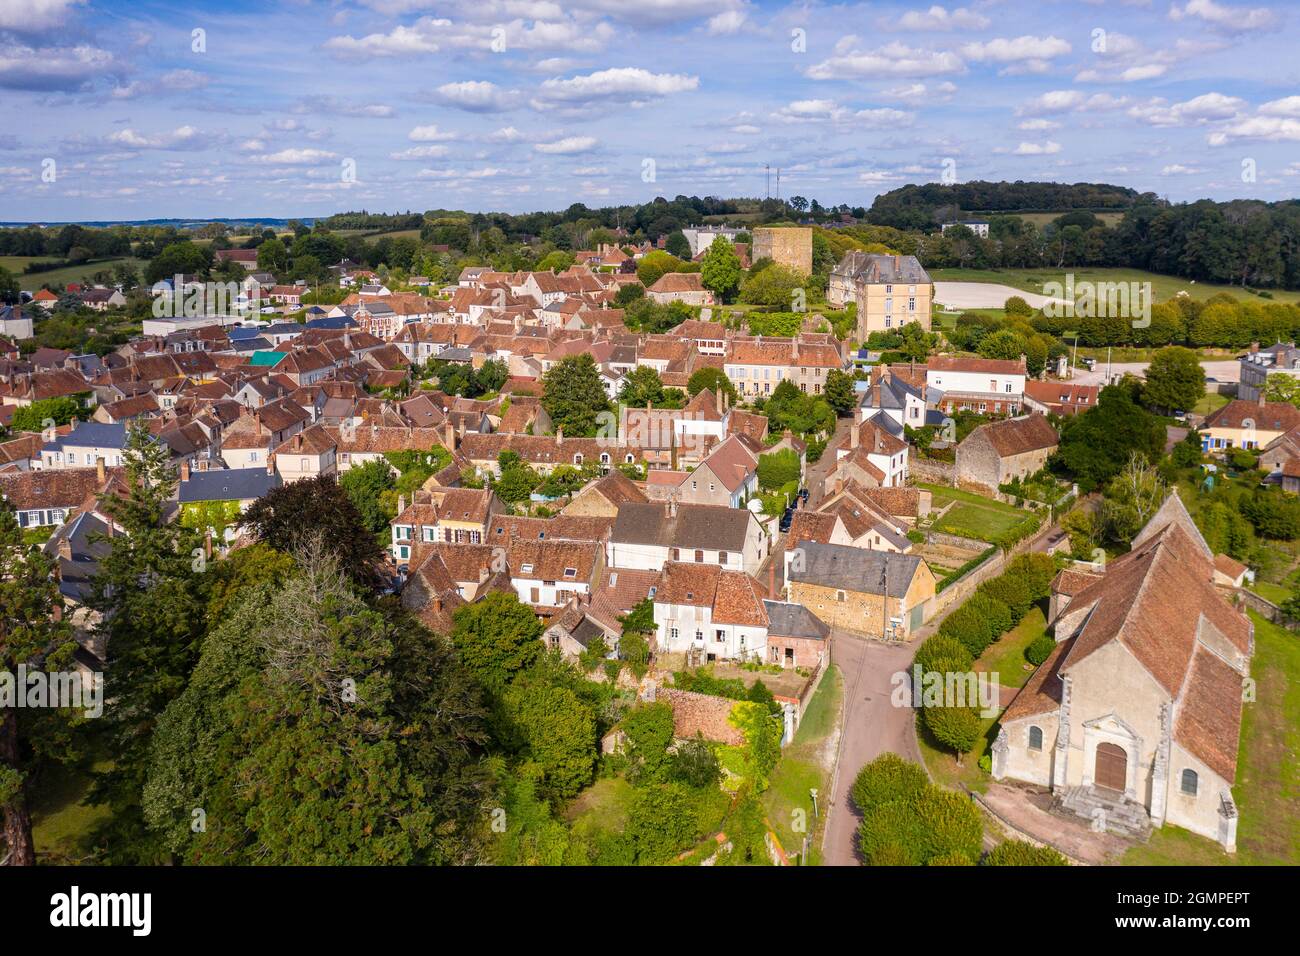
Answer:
[
  {"left": 0, "top": 505, "right": 75, "bottom": 865},
  {"left": 541, "top": 354, "right": 612, "bottom": 438},
  {"left": 757, "top": 448, "right": 801, "bottom": 491},
  {"left": 240, "top": 475, "right": 383, "bottom": 586},
  {"left": 449, "top": 592, "right": 542, "bottom": 692},
  {"left": 850, "top": 753, "right": 928, "bottom": 814},
  {"left": 86, "top": 422, "right": 210, "bottom": 863},
  {"left": 1099, "top": 452, "right": 1167, "bottom": 545},
  {"left": 700, "top": 235, "right": 742, "bottom": 303},
  {"left": 1052, "top": 380, "right": 1166, "bottom": 492},
  {"left": 337, "top": 459, "right": 397, "bottom": 533},
  {"left": 620, "top": 701, "right": 675, "bottom": 783},
  {"left": 142, "top": 549, "right": 492, "bottom": 864},
  {"left": 922, "top": 704, "right": 981, "bottom": 762},
  {"left": 686, "top": 367, "right": 738, "bottom": 402},
  {"left": 984, "top": 840, "right": 1068, "bottom": 866},
  {"left": 739, "top": 263, "right": 806, "bottom": 308},
  {"left": 1142, "top": 346, "right": 1205, "bottom": 414},
  {"left": 256, "top": 237, "right": 289, "bottom": 275},
  {"left": 619, "top": 366, "right": 667, "bottom": 408},
  {"left": 503, "top": 682, "right": 596, "bottom": 799},
  {"left": 823, "top": 368, "right": 858, "bottom": 417},
  {"left": 9, "top": 396, "right": 82, "bottom": 432}
]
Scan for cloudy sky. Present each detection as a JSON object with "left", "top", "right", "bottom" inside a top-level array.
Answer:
[{"left": 2, "top": 0, "right": 1298, "bottom": 221}]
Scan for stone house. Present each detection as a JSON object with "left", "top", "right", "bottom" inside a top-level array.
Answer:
[
  {"left": 1201, "top": 397, "right": 1300, "bottom": 453},
  {"left": 606, "top": 499, "right": 770, "bottom": 575},
  {"left": 786, "top": 541, "right": 937, "bottom": 639},
  {"left": 763, "top": 600, "right": 831, "bottom": 670},
  {"left": 648, "top": 272, "right": 714, "bottom": 306},
  {"left": 652, "top": 561, "right": 770, "bottom": 663},
  {"left": 955, "top": 414, "right": 1058, "bottom": 494}
]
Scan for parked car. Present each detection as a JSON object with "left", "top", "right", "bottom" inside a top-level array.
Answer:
[{"left": 779, "top": 507, "right": 794, "bottom": 533}]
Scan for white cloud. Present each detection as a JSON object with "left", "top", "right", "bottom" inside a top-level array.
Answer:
[
  {"left": 432, "top": 80, "right": 514, "bottom": 112},
  {"left": 1128, "top": 92, "right": 1246, "bottom": 127},
  {"left": 488, "top": 126, "right": 525, "bottom": 142},
  {"left": 391, "top": 145, "right": 450, "bottom": 160},
  {"left": 895, "top": 5, "right": 990, "bottom": 31},
  {"left": 706, "top": 10, "right": 747, "bottom": 35},
  {"left": 532, "top": 67, "right": 698, "bottom": 107},
  {"left": 1208, "top": 115, "right": 1300, "bottom": 145},
  {"left": 960, "top": 35, "right": 1071, "bottom": 74},
  {"left": 251, "top": 148, "right": 338, "bottom": 165},
  {"left": 408, "top": 124, "right": 457, "bottom": 141},
  {"left": 534, "top": 135, "right": 598, "bottom": 153},
  {"left": 1161, "top": 164, "right": 1202, "bottom": 174},
  {"left": 1260, "top": 96, "right": 1300, "bottom": 117},
  {"left": 1012, "top": 141, "right": 1062, "bottom": 155},
  {"left": 806, "top": 41, "right": 964, "bottom": 80},
  {"left": 1017, "top": 118, "right": 1061, "bottom": 131},
  {"left": 1018, "top": 90, "right": 1130, "bottom": 115},
  {"left": 1169, "top": 0, "right": 1278, "bottom": 33},
  {"left": 0, "top": 43, "right": 116, "bottom": 92},
  {"left": 0, "top": 0, "right": 85, "bottom": 30}
]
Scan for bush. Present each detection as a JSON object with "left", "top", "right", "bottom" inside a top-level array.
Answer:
[
  {"left": 850, "top": 753, "right": 928, "bottom": 813},
  {"left": 858, "top": 799, "right": 931, "bottom": 866},
  {"left": 939, "top": 605, "right": 996, "bottom": 658},
  {"left": 914, "top": 635, "right": 973, "bottom": 675},
  {"left": 968, "top": 593, "right": 1012, "bottom": 640},
  {"left": 984, "top": 840, "right": 1068, "bottom": 866},
  {"left": 929, "top": 851, "right": 976, "bottom": 866},
  {"left": 1006, "top": 552, "right": 1056, "bottom": 601},
  {"left": 1025, "top": 634, "right": 1057, "bottom": 667},
  {"left": 915, "top": 787, "right": 983, "bottom": 864},
  {"left": 978, "top": 574, "right": 1034, "bottom": 622},
  {"left": 858, "top": 781, "right": 983, "bottom": 866}
]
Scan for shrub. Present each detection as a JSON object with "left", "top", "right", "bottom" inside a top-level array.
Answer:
[
  {"left": 858, "top": 800, "right": 930, "bottom": 866},
  {"left": 968, "top": 593, "right": 1012, "bottom": 640},
  {"left": 929, "top": 851, "right": 976, "bottom": 866},
  {"left": 978, "top": 574, "right": 1034, "bottom": 622},
  {"left": 850, "top": 753, "right": 928, "bottom": 813},
  {"left": 984, "top": 840, "right": 1068, "bottom": 866},
  {"left": 1026, "top": 634, "right": 1057, "bottom": 667},
  {"left": 914, "top": 635, "right": 973, "bottom": 675},
  {"left": 939, "top": 605, "right": 996, "bottom": 658},
  {"left": 915, "top": 787, "right": 984, "bottom": 864}
]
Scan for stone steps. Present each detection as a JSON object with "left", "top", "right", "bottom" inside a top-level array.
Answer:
[{"left": 1055, "top": 786, "right": 1152, "bottom": 839}]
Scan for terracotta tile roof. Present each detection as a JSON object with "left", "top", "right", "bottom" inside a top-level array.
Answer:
[
  {"left": 929, "top": 355, "right": 1026, "bottom": 376},
  {"left": 274, "top": 424, "right": 336, "bottom": 456},
  {"left": 1051, "top": 566, "right": 1105, "bottom": 597},
  {"left": 588, "top": 566, "right": 659, "bottom": 632},
  {"left": 659, "top": 688, "right": 744, "bottom": 745},
  {"left": 1213, "top": 553, "right": 1247, "bottom": 580},
  {"left": 1001, "top": 636, "right": 1072, "bottom": 722},
  {"left": 0, "top": 466, "right": 120, "bottom": 510},
  {"left": 967, "top": 414, "right": 1058, "bottom": 458},
  {"left": 509, "top": 539, "right": 600, "bottom": 583},
  {"left": 1204, "top": 399, "right": 1300, "bottom": 434},
  {"left": 1174, "top": 648, "right": 1246, "bottom": 781}
]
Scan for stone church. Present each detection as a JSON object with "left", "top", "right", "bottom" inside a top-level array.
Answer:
[{"left": 992, "top": 493, "right": 1252, "bottom": 851}]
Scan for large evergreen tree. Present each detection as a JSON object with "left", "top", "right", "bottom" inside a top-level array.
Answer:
[
  {"left": 541, "top": 354, "right": 612, "bottom": 438},
  {"left": 87, "top": 423, "right": 210, "bottom": 863}
]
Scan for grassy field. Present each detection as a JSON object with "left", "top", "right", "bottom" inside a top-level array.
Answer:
[
  {"left": 1, "top": 255, "right": 149, "bottom": 291},
  {"left": 1121, "top": 612, "right": 1300, "bottom": 865},
  {"left": 992, "top": 211, "right": 1125, "bottom": 228},
  {"left": 918, "top": 711, "right": 1000, "bottom": 796},
  {"left": 564, "top": 776, "right": 635, "bottom": 833},
  {"left": 1193, "top": 392, "right": 1231, "bottom": 415},
  {"left": 920, "top": 482, "right": 1040, "bottom": 543},
  {"left": 975, "top": 606, "right": 1049, "bottom": 690},
  {"left": 762, "top": 665, "right": 842, "bottom": 865},
  {"left": 928, "top": 266, "right": 1300, "bottom": 306}
]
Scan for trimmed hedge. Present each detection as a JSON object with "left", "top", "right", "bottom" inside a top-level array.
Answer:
[
  {"left": 854, "top": 756, "right": 984, "bottom": 866},
  {"left": 914, "top": 635, "right": 973, "bottom": 674}
]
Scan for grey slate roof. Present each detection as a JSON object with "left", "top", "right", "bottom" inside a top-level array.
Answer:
[
  {"left": 611, "top": 501, "right": 755, "bottom": 552},
  {"left": 763, "top": 600, "right": 831, "bottom": 641},
  {"left": 41, "top": 422, "right": 127, "bottom": 453},
  {"left": 786, "top": 541, "right": 922, "bottom": 598},
  {"left": 833, "top": 252, "right": 930, "bottom": 285},
  {"left": 178, "top": 467, "right": 280, "bottom": 503}
]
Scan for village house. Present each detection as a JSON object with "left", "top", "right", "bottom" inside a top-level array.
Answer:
[
  {"left": 606, "top": 499, "right": 770, "bottom": 575},
  {"left": 272, "top": 425, "right": 337, "bottom": 483},
  {"left": 827, "top": 417, "right": 909, "bottom": 490},
  {"left": 676, "top": 434, "right": 758, "bottom": 508},
  {"left": 955, "top": 413, "right": 1059, "bottom": 495},
  {"left": 651, "top": 562, "right": 770, "bottom": 664},
  {"left": 1200, "top": 397, "right": 1300, "bottom": 453},
  {"left": 786, "top": 542, "right": 937, "bottom": 639},
  {"left": 1023, "top": 380, "right": 1099, "bottom": 417},
  {"left": 763, "top": 600, "right": 831, "bottom": 670},
  {"left": 927, "top": 355, "right": 1027, "bottom": 416},
  {"left": 647, "top": 272, "right": 714, "bottom": 306},
  {"left": 993, "top": 495, "right": 1252, "bottom": 852}
]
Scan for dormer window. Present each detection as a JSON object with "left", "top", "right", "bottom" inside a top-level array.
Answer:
[
  {"left": 563, "top": 567, "right": 577, "bottom": 578},
  {"left": 521, "top": 563, "right": 534, "bottom": 574}
]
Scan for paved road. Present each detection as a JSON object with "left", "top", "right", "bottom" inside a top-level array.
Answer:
[
  {"left": 821, "top": 635, "right": 922, "bottom": 866},
  {"left": 1067, "top": 359, "right": 1240, "bottom": 387}
]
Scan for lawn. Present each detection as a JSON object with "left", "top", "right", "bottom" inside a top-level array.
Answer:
[
  {"left": 2, "top": 255, "right": 149, "bottom": 290},
  {"left": 975, "top": 606, "right": 1049, "bottom": 690},
  {"left": 30, "top": 756, "right": 113, "bottom": 864},
  {"left": 762, "top": 665, "right": 842, "bottom": 865},
  {"left": 928, "top": 266, "right": 1300, "bottom": 306},
  {"left": 1193, "top": 392, "right": 1230, "bottom": 416},
  {"left": 934, "top": 502, "right": 1030, "bottom": 541},
  {"left": 1121, "top": 612, "right": 1300, "bottom": 865},
  {"left": 564, "top": 776, "right": 635, "bottom": 833}
]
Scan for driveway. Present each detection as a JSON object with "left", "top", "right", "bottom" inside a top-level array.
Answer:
[{"left": 821, "top": 634, "right": 922, "bottom": 866}]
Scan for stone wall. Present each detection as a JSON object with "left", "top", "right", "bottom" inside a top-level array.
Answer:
[
  {"left": 659, "top": 688, "right": 745, "bottom": 745},
  {"left": 910, "top": 458, "right": 955, "bottom": 485}
]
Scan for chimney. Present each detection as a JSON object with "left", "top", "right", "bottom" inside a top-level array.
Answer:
[
  {"left": 1250, "top": 342, "right": 1260, "bottom": 353},
  {"left": 204, "top": 528, "right": 213, "bottom": 559},
  {"left": 715, "top": 389, "right": 722, "bottom": 416},
  {"left": 893, "top": 254, "right": 901, "bottom": 271},
  {"left": 267, "top": 452, "right": 276, "bottom": 476},
  {"left": 57, "top": 535, "right": 73, "bottom": 562},
  {"left": 851, "top": 424, "right": 860, "bottom": 450},
  {"left": 443, "top": 421, "right": 456, "bottom": 451},
  {"left": 71, "top": 416, "right": 79, "bottom": 429},
  {"left": 768, "top": 560, "right": 775, "bottom": 595},
  {"left": 398, "top": 494, "right": 406, "bottom": 514},
  {"left": 95, "top": 456, "right": 105, "bottom": 483},
  {"left": 556, "top": 426, "right": 564, "bottom": 445},
  {"left": 180, "top": 459, "right": 190, "bottom": 482},
  {"left": 1259, "top": 390, "right": 1266, "bottom": 408},
  {"left": 433, "top": 595, "right": 443, "bottom": 613},
  {"left": 792, "top": 339, "right": 800, "bottom": 363},
  {"left": 668, "top": 496, "right": 678, "bottom": 518}
]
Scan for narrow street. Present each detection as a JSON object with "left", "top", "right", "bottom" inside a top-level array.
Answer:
[{"left": 820, "top": 634, "right": 921, "bottom": 867}]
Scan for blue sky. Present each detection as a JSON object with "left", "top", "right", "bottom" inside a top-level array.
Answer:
[{"left": 2, "top": 0, "right": 1299, "bottom": 221}]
